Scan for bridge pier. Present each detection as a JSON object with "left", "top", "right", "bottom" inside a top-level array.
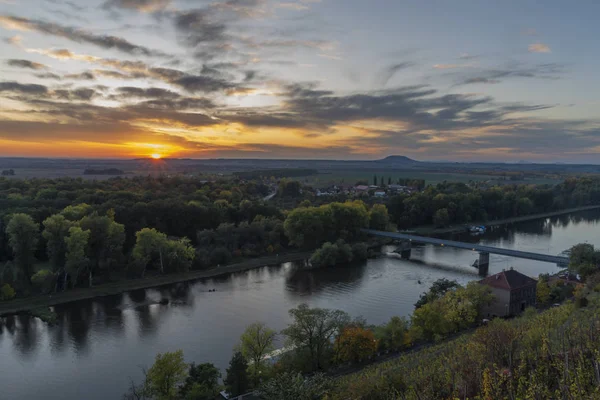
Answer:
[
  {"left": 478, "top": 252, "right": 490, "bottom": 275},
  {"left": 396, "top": 241, "right": 412, "bottom": 259}
]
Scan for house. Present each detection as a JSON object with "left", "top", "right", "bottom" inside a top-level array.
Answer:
[
  {"left": 479, "top": 268, "right": 537, "bottom": 317},
  {"left": 354, "top": 185, "right": 369, "bottom": 194},
  {"left": 374, "top": 190, "right": 386, "bottom": 197}
]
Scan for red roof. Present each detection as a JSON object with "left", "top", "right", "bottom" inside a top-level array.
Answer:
[{"left": 479, "top": 269, "right": 537, "bottom": 291}]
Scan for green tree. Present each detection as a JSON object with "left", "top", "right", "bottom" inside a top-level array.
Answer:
[
  {"left": 369, "top": 204, "right": 390, "bottom": 230},
  {"left": 1, "top": 283, "right": 16, "bottom": 300},
  {"left": 375, "top": 316, "right": 408, "bottom": 352},
  {"left": 64, "top": 226, "right": 90, "bottom": 287},
  {"left": 415, "top": 278, "right": 460, "bottom": 309},
  {"left": 373, "top": 174, "right": 377, "bottom": 186},
  {"left": 536, "top": 274, "right": 552, "bottom": 306},
  {"left": 146, "top": 350, "right": 188, "bottom": 400},
  {"left": 163, "top": 238, "right": 195, "bottom": 273},
  {"left": 42, "top": 214, "right": 73, "bottom": 271},
  {"left": 239, "top": 322, "right": 276, "bottom": 382},
  {"left": 79, "top": 213, "right": 125, "bottom": 280},
  {"left": 31, "top": 269, "right": 55, "bottom": 294},
  {"left": 433, "top": 208, "right": 450, "bottom": 227},
  {"left": 6, "top": 213, "right": 39, "bottom": 285},
  {"left": 224, "top": 352, "right": 249, "bottom": 397},
  {"left": 569, "top": 243, "right": 600, "bottom": 279},
  {"left": 282, "top": 304, "right": 350, "bottom": 371},
  {"left": 133, "top": 228, "right": 168, "bottom": 276},
  {"left": 388, "top": 177, "right": 392, "bottom": 185},
  {"left": 180, "top": 362, "right": 220, "bottom": 400},
  {"left": 60, "top": 203, "right": 92, "bottom": 221}
]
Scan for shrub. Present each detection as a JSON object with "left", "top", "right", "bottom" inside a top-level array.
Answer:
[
  {"left": 31, "top": 269, "right": 56, "bottom": 294},
  {"left": 351, "top": 242, "right": 369, "bottom": 261},
  {"left": 1, "top": 283, "right": 16, "bottom": 301}
]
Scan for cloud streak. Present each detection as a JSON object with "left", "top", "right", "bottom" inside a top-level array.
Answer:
[{"left": 0, "top": 15, "right": 167, "bottom": 56}]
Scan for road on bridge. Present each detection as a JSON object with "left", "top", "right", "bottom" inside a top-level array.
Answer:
[{"left": 361, "top": 229, "right": 569, "bottom": 265}]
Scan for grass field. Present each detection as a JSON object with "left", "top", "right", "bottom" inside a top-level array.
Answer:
[{"left": 292, "top": 169, "right": 562, "bottom": 188}]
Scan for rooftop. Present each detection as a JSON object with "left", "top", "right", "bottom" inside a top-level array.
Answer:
[{"left": 479, "top": 268, "right": 537, "bottom": 291}]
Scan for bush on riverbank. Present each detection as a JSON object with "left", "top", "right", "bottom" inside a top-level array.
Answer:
[{"left": 309, "top": 240, "right": 371, "bottom": 268}]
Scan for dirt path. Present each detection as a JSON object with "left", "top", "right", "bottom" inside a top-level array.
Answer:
[{"left": 0, "top": 251, "right": 311, "bottom": 316}]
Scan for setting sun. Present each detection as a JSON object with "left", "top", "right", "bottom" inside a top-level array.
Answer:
[{"left": 151, "top": 153, "right": 162, "bottom": 159}]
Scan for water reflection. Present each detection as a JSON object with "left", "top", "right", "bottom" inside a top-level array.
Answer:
[
  {"left": 0, "top": 208, "right": 599, "bottom": 400},
  {"left": 285, "top": 262, "right": 367, "bottom": 295}
]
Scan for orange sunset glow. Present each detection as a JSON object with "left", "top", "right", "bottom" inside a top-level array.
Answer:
[{"left": 0, "top": 0, "right": 599, "bottom": 162}]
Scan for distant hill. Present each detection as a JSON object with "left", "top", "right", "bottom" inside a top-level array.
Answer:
[{"left": 375, "top": 155, "right": 419, "bottom": 164}]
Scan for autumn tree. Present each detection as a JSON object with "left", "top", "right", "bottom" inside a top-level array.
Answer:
[
  {"left": 6, "top": 213, "right": 39, "bottom": 285},
  {"left": 239, "top": 322, "right": 276, "bottom": 382},
  {"left": 536, "top": 274, "right": 552, "bottom": 306},
  {"left": 335, "top": 326, "right": 378, "bottom": 363},
  {"left": 282, "top": 304, "right": 350, "bottom": 371},
  {"left": 146, "top": 350, "right": 188, "bottom": 400},
  {"left": 42, "top": 214, "right": 73, "bottom": 271}
]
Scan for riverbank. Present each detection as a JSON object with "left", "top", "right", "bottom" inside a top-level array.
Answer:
[
  {"left": 0, "top": 251, "right": 311, "bottom": 317},
  {"left": 412, "top": 205, "right": 600, "bottom": 235}
]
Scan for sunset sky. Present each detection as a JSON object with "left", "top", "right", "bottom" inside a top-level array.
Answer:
[{"left": 1, "top": 0, "right": 599, "bottom": 162}]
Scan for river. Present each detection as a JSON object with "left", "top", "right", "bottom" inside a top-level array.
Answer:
[{"left": 1, "top": 209, "right": 599, "bottom": 400}]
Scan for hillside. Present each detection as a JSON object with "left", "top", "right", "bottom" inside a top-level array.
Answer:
[{"left": 332, "top": 294, "right": 600, "bottom": 399}]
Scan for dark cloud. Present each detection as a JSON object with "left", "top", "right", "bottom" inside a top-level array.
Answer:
[
  {"left": 379, "top": 62, "right": 416, "bottom": 86},
  {"left": 114, "top": 86, "right": 181, "bottom": 99},
  {"left": 103, "top": 0, "right": 171, "bottom": 13},
  {"left": 64, "top": 71, "right": 96, "bottom": 80},
  {"left": 52, "top": 88, "right": 97, "bottom": 101},
  {"left": 174, "top": 9, "right": 228, "bottom": 47},
  {"left": 36, "top": 72, "right": 62, "bottom": 80},
  {"left": 457, "top": 63, "right": 565, "bottom": 86},
  {"left": 6, "top": 59, "right": 48, "bottom": 70},
  {"left": 170, "top": 75, "right": 236, "bottom": 93},
  {"left": 0, "top": 15, "right": 167, "bottom": 57},
  {"left": 0, "top": 81, "right": 48, "bottom": 94}
]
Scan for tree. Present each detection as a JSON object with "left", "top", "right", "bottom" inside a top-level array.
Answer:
[
  {"left": 433, "top": 208, "right": 450, "bottom": 228},
  {"left": 414, "top": 278, "right": 460, "bottom": 309},
  {"left": 1, "top": 283, "right": 16, "bottom": 300},
  {"left": 258, "top": 372, "right": 331, "bottom": 400},
  {"left": 335, "top": 326, "right": 378, "bottom": 363},
  {"left": 146, "top": 350, "right": 188, "bottom": 400},
  {"left": 6, "top": 213, "right": 39, "bottom": 285},
  {"left": 31, "top": 269, "right": 55, "bottom": 294},
  {"left": 375, "top": 316, "right": 408, "bottom": 352},
  {"left": 569, "top": 243, "right": 600, "bottom": 280},
  {"left": 133, "top": 228, "right": 168, "bottom": 276},
  {"left": 64, "top": 226, "right": 90, "bottom": 287},
  {"left": 180, "top": 362, "right": 220, "bottom": 400},
  {"left": 79, "top": 213, "right": 125, "bottom": 280},
  {"left": 60, "top": 203, "right": 92, "bottom": 221},
  {"left": 373, "top": 174, "right": 377, "bottom": 186},
  {"left": 388, "top": 177, "right": 392, "bottom": 185},
  {"left": 536, "top": 275, "right": 552, "bottom": 306},
  {"left": 42, "top": 214, "right": 73, "bottom": 271},
  {"left": 380, "top": 176, "right": 384, "bottom": 187},
  {"left": 282, "top": 304, "right": 350, "bottom": 371},
  {"left": 163, "top": 238, "right": 195, "bottom": 274},
  {"left": 369, "top": 204, "right": 389, "bottom": 230},
  {"left": 239, "top": 322, "right": 276, "bottom": 382},
  {"left": 224, "top": 352, "right": 249, "bottom": 397}
]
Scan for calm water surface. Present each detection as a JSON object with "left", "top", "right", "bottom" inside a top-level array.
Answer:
[{"left": 1, "top": 210, "right": 599, "bottom": 400}]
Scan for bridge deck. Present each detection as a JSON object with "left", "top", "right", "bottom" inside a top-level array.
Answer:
[{"left": 362, "top": 229, "right": 569, "bottom": 264}]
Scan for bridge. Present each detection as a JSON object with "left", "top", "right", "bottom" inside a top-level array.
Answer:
[{"left": 361, "top": 229, "right": 570, "bottom": 274}]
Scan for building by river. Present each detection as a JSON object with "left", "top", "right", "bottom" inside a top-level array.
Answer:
[{"left": 479, "top": 268, "right": 537, "bottom": 317}]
